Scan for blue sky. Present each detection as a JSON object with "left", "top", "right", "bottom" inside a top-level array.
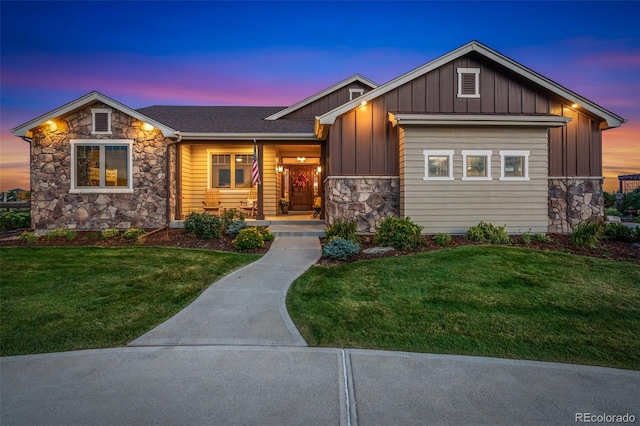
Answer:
[{"left": 1, "top": 1, "right": 639, "bottom": 191}]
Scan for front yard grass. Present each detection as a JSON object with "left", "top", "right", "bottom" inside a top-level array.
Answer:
[
  {"left": 287, "top": 246, "right": 640, "bottom": 370},
  {"left": 0, "top": 247, "right": 260, "bottom": 356}
]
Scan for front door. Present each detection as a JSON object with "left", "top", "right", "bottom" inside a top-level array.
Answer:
[{"left": 290, "top": 165, "right": 313, "bottom": 210}]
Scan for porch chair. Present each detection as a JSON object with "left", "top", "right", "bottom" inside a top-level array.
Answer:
[
  {"left": 202, "top": 189, "right": 222, "bottom": 213},
  {"left": 239, "top": 188, "right": 257, "bottom": 218},
  {"left": 312, "top": 195, "right": 321, "bottom": 218}
]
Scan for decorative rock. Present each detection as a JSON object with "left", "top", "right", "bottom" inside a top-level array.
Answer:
[
  {"left": 362, "top": 246, "right": 395, "bottom": 255},
  {"left": 605, "top": 216, "right": 622, "bottom": 224}
]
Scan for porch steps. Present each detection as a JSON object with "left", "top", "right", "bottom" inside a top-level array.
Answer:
[{"left": 267, "top": 223, "right": 326, "bottom": 238}]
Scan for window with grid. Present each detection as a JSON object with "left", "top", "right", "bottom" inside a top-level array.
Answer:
[
  {"left": 211, "top": 153, "right": 253, "bottom": 188},
  {"left": 71, "top": 140, "right": 132, "bottom": 191}
]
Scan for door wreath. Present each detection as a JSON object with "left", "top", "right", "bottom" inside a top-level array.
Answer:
[{"left": 293, "top": 171, "right": 309, "bottom": 188}]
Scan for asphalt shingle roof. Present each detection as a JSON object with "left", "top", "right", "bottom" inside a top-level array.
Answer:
[{"left": 136, "top": 106, "right": 315, "bottom": 134}]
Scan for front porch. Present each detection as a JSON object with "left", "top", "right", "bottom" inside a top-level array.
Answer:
[{"left": 174, "top": 142, "right": 324, "bottom": 222}]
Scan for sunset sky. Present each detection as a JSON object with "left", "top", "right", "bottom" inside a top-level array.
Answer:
[{"left": 1, "top": 1, "right": 638, "bottom": 193}]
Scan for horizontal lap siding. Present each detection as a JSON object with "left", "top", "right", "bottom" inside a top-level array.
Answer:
[
  {"left": 181, "top": 143, "right": 277, "bottom": 217},
  {"left": 402, "top": 127, "right": 548, "bottom": 234}
]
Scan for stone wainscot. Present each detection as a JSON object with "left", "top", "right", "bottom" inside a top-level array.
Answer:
[
  {"left": 548, "top": 177, "right": 605, "bottom": 234},
  {"left": 325, "top": 177, "right": 400, "bottom": 232}
]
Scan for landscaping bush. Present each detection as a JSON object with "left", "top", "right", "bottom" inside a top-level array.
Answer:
[
  {"left": 603, "top": 223, "right": 640, "bottom": 243},
  {"left": 465, "top": 222, "right": 511, "bottom": 244},
  {"left": 326, "top": 219, "right": 359, "bottom": 243},
  {"left": 622, "top": 187, "right": 640, "bottom": 213},
  {"left": 47, "top": 228, "right": 77, "bottom": 241},
  {"left": 123, "top": 228, "right": 145, "bottom": 240},
  {"left": 605, "top": 208, "right": 623, "bottom": 218},
  {"left": 374, "top": 216, "right": 423, "bottom": 250},
  {"left": 571, "top": 220, "right": 603, "bottom": 248},
  {"left": 19, "top": 231, "right": 38, "bottom": 245},
  {"left": 225, "top": 219, "right": 248, "bottom": 237},
  {"left": 603, "top": 191, "right": 617, "bottom": 209},
  {"left": 0, "top": 212, "right": 30, "bottom": 231},
  {"left": 256, "top": 227, "right": 275, "bottom": 242},
  {"left": 220, "top": 209, "right": 245, "bottom": 229},
  {"left": 533, "top": 233, "right": 552, "bottom": 244},
  {"left": 432, "top": 233, "right": 452, "bottom": 247},
  {"left": 322, "top": 237, "right": 360, "bottom": 259},
  {"left": 183, "top": 212, "right": 223, "bottom": 239},
  {"left": 101, "top": 228, "right": 120, "bottom": 239},
  {"left": 520, "top": 233, "right": 532, "bottom": 246},
  {"left": 233, "top": 227, "right": 264, "bottom": 250}
]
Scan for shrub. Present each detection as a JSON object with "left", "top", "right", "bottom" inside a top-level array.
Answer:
[
  {"left": 257, "top": 227, "right": 275, "bottom": 242},
  {"left": 101, "top": 228, "right": 120, "bottom": 239},
  {"left": 47, "top": 228, "right": 76, "bottom": 241},
  {"left": 520, "top": 233, "right": 532, "bottom": 246},
  {"left": 622, "top": 187, "right": 640, "bottom": 212},
  {"left": 233, "top": 227, "right": 264, "bottom": 251},
  {"left": 183, "top": 212, "right": 222, "bottom": 239},
  {"left": 0, "top": 212, "right": 30, "bottom": 231},
  {"left": 432, "top": 233, "right": 452, "bottom": 247},
  {"left": 465, "top": 222, "right": 511, "bottom": 244},
  {"left": 603, "top": 223, "right": 640, "bottom": 243},
  {"left": 220, "top": 209, "right": 245, "bottom": 229},
  {"left": 374, "top": 217, "right": 423, "bottom": 250},
  {"left": 605, "top": 208, "right": 622, "bottom": 218},
  {"left": 322, "top": 237, "right": 360, "bottom": 259},
  {"left": 19, "top": 231, "right": 38, "bottom": 245},
  {"left": 571, "top": 220, "right": 603, "bottom": 248},
  {"left": 533, "top": 233, "right": 552, "bottom": 244},
  {"left": 326, "top": 219, "right": 359, "bottom": 243},
  {"left": 603, "top": 191, "right": 617, "bottom": 209},
  {"left": 225, "top": 219, "right": 248, "bottom": 237},
  {"left": 123, "top": 228, "right": 145, "bottom": 240}
]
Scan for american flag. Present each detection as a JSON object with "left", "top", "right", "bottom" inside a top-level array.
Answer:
[{"left": 251, "top": 140, "right": 261, "bottom": 185}]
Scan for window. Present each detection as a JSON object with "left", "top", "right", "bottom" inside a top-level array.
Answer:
[
  {"left": 500, "top": 151, "right": 529, "bottom": 180},
  {"left": 91, "top": 108, "right": 112, "bottom": 134},
  {"left": 349, "top": 88, "right": 365, "bottom": 101},
  {"left": 457, "top": 68, "right": 480, "bottom": 98},
  {"left": 210, "top": 153, "right": 253, "bottom": 189},
  {"left": 71, "top": 140, "right": 132, "bottom": 192},
  {"left": 462, "top": 150, "right": 492, "bottom": 180},
  {"left": 423, "top": 150, "right": 454, "bottom": 180}
]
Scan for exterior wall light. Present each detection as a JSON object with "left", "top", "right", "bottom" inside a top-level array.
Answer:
[
  {"left": 46, "top": 120, "right": 57, "bottom": 131},
  {"left": 142, "top": 122, "right": 155, "bottom": 132}
]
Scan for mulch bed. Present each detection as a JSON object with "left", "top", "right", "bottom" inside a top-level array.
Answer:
[{"left": 1, "top": 228, "right": 638, "bottom": 264}]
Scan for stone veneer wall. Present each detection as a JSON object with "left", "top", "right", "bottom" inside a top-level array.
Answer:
[
  {"left": 548, "top": 178, "right": 604, "bottom": 234},
  {"left": 30, "top": 102, "right": 171, "bottom": 230},
  {"left": 325, "top": 177, "right": 400, "bottom": 232}
]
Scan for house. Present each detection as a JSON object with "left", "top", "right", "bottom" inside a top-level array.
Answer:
[{"left": 12, "top": 41, "right": 626, "bottom": 234}]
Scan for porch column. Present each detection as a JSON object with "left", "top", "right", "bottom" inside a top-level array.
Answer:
[{"left": 257, "top": 142, "right": 265, "bottom": 220}]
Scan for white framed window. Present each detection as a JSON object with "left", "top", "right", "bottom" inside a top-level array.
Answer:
[
  {"left": 462, "top": 150, "right": 492, "bottom": 180},
  {"left": 349, "top": 88, "right": 365, "bottom": 101},
  {"left": 423, "top": 150, "right": 454, "bottom": 180},
  {"left": 91, "top": 108, "right": 112, "bottom": 134},
  {"left": 500, "top": 150, "right": 530, "bottom": 181},
  {"left": 457, "top": 68, "right": 480, "bottom": 98},
  {"left": 70, "top": 139, "right": 133, "bottom": 193},
  {"left": 208, "top": 151, "right": 254, "bottom": 189}
]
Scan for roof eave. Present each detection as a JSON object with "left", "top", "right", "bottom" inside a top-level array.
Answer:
[
  {"left": 176, "top": 132, "right": 318, "bottom": 141},
  {"left": 11, "top": 91, "right": 177, "bottom": 139}
]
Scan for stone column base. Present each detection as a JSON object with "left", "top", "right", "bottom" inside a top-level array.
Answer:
[
  {"left": 548, "top": 177, "right": 604, "bottom": 234},
  {"left": 325, "top": 177, "right": 400, "bottom": 232}
]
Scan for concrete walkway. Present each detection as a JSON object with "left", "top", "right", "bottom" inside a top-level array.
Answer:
[{"left": 2, "top": 235, "right": 640, "bottom": 425}]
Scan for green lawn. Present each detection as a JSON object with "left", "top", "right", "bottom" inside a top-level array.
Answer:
[
  {"left": 287, "top": 246, "right": 640, "bottom": 370},
  {"left": 0, "top": 247, "right": 260, "bottom": 356}
]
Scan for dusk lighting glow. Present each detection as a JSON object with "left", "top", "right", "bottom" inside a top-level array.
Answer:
[{"left": 1, "top": 1, "right": 638, "bottom": 192}]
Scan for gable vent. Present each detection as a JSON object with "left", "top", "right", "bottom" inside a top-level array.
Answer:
[
  {"left": 91, "top": 108, "right": 112, "bottom": 134},
  {"left": 457, "top": 68, "right": 480, "bottom": 98}
]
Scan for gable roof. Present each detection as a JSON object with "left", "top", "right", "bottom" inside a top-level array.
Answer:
[
  {"left": 138, "top": 105, "right": 316, "bottom": 139},
  {"left": 316, "top": 41, "right": 627, "bottom": 132},
  {"left": 11, "top": 91, "right": 177, "bottom": 138},
  {"left": 264, "top": 74, "right": 378, "bottom": 121}
]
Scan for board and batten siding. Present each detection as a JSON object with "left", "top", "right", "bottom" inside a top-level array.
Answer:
[
  {"left": 179, "top": 143, "right": 277, "bottom": 218},
  {"left": 400, "top": 127, "right": 548, "bottom": 234}
]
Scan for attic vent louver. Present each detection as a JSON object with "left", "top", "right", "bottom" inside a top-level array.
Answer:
[
  {"left": 92, "top": 108, "right": 112, "bottom": 134},
  {"left": 457, "top": 68, "right": 480, "bottom": 98}
]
